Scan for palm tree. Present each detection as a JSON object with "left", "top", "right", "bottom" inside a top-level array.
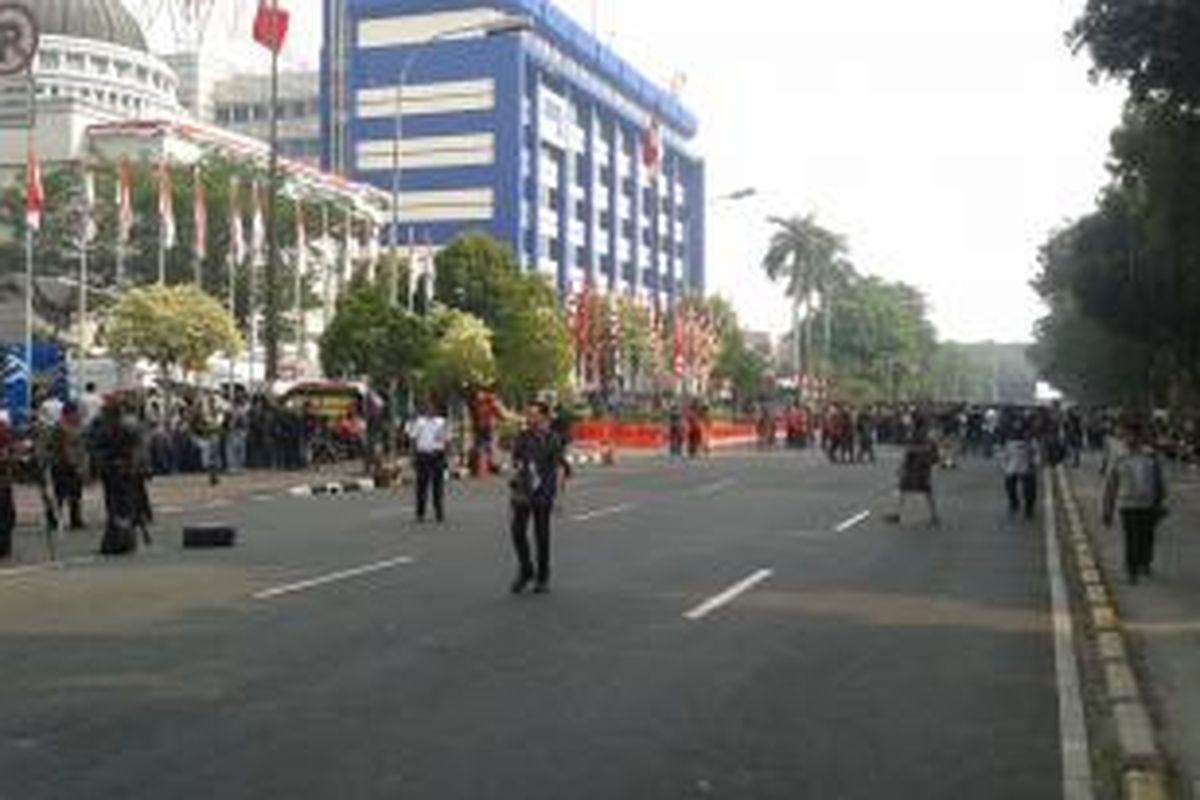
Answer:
[{"left": 762, "top": 215, "right": 850, "bottom": 388}]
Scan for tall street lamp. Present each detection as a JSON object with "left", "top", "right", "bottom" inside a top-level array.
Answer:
[{"left": 387, "top": 14, "right": 532, "bottom": 309}]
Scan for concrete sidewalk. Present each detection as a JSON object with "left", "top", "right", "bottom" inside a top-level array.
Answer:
[{"left": 1070, "top": 457, "right": 1200, "bottom": 798}]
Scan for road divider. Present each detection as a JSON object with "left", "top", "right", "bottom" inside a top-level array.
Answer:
[
  {"left": 252, "top": 556, "right": 414, "bottom": 601},
  {"left": 683, "top": 568, "right": 773, "bottom": 621}
]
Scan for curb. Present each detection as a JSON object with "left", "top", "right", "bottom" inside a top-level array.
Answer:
[{"left": 1055, "top": 465, "right": 1171, "bottom": 800}]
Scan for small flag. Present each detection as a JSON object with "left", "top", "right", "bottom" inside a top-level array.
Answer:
[
  {"left": 81, "top": 168, "right": 97, "bottom": 243},
  {"left": 641, "top": 118, "right": 662, "bottom": 182},
  {"left": 295, "top": 198, "right": 307, "bottom": 274},
  {"left": 193, "top": 166, "right": 207, "bottom": 261},
  {"left": 253, "top": 0, "right": 290, "bottom": 52},
  {"left": 672, "top": 308, "right": 685, "bottom": 379},
  {"left": 251, "top": 181, "right": 265, "bottom": 265},
  {"left": 158, "top": 162, "right": 176, "bottom": 250},
  {"left": 25, "top": 141, "right": 43, "bottom": 233},
  {"left": 229, "top": 176, "right": 246, "bottom": 265},
  {"left": 117, "top": 160, "right": 134, "bottom": 245}
]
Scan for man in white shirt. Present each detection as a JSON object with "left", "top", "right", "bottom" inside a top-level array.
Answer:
[{"left": 406, "top": 401, "right": 448, "bottom": 524}]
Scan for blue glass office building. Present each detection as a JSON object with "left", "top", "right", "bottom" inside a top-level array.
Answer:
[{"left": 321, "top": 0, "right": 706, "bottom": 305}]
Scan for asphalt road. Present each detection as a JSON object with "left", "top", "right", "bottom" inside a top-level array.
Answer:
[{"left": 1, "top": 449, "right": 1067, "bottom": 799}]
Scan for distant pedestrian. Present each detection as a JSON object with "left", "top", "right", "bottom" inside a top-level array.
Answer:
[
  {"left": 1002, "top": 421, "right": 1038, "bottom": 519},
  {"left": 0, "top": 413, "right": 16, "bottom": 560},
  {"left": 1103, "top": 420, "right": 1168, "bottom": 584},
  {"left": 508, "top": 401, "right": 571, "bottom": 594},
  {"left": 885, "top": 419, "right": 941, "bottom": 527},
  {"left": 407, "top": 401, "right": 448, "bottom": 524},
  {"left": 51, "top": 403, "right": 88, "bottom": 530}
]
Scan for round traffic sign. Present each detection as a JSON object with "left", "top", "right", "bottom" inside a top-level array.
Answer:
[{"left": 0, "top": 2, "right": 38, "bottom": 77}]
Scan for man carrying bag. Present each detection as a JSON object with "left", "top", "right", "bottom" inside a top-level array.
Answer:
[{"left": 508, "top": 401, "right": 571, "bottom": 595}]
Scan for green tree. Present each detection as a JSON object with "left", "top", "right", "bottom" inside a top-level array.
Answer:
[
  {"left": 762, "top": 214, "right": 851, "bottom": 379},
  {"left": 434, "top": 232, "right": 571, "bottom": 402},
  {"left": 423, "top": 309, "right": 496, "bottom": 402},
  {"left": 1072, "top": 0, "right": 1200, "bottom": 108},
  {"left": 320, "top": 285, "right": 430, "bottom": 396},
  {"left": 105, "top": 284, "right": 242, "bottom": 375}
]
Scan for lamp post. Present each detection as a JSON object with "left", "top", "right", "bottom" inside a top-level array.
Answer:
[{"left": 387, "top": 15, "right": 532, "bottom": 308}]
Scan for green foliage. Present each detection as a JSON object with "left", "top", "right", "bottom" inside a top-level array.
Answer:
[
  {"left": 320, "top": 285, "right": 430, "bottom": 392},
  {"left": 1071, "top": 0, "right": 1200, "bottom": 108},
  {"left": 105, "top": 284, "right": 242, "bottom": 373},
  {"left": 434, "top": 232, "right": 570, "bottom": 402},
  {"left": 495, "top": 302, "right": 572, "bottom": 402},
  {"left": 424, "top": 309, "right": 496, "bottom": 401}
]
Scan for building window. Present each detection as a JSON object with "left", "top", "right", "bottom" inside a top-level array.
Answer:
[
  {"left": 621, "top": 220, "right": 634, "bottom": 239},
  {"left": 622, "top": 178, "right": 634, "bottom": 197},
  {"left": 642, "top": 228, "right": 653, "bottom": 247},
  {"left": 599, "top": 211, "right": 612, "bottom": 231},
  {"left": 575, "top": 246, "right": 587, "bottom": 266},
  {"left": 575, "top": 200, "right": 587, "bottom": 222},
  {"left": 215, "top": 107, "right": 231, "bottom": 123},
  {"left": 291, "top": 100, "right": 308, "bottom": 118},
  {"left": 232, "top": 105, "right": 249, "bottom": 122},
  {"left": 40, "top": 51, "right": 60, "bottom": 69},
  {"left": 549, "top": 238, "right": 562, "bottom": 261},
  {"left": 547, "top": 187, "right": 560, "bottom": 211}
]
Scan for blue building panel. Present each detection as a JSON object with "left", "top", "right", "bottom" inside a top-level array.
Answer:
[{"left": 323, "top": 0, "right": 705, "bottom": 305}]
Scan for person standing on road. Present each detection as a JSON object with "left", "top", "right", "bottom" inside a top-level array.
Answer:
[
  {"left": 1103, "top": 420, "right": 1168, "bottom": 584},
  {"left": 407, "top": 401, "right": 448, "bottom": 524},
  {"left": 51, "top": 402, "right": 88, "bottom": 530},
  {"left": 885, "top": 419, "right": 941, "bottom": 527},
  {"left": 508, "top": 401, "right": 572, "bottom": 595},
  {"left": 1002, "top": 420, "right": 1038, "bottom": 520},
  {"left": 0, "top": 413, "right": 16, "bottom": 560}
]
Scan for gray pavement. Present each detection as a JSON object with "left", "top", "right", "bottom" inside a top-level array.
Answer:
[
  {"left": 1072, "top": 458, "right": 1200, "bottom": 798},
  {"left": 2, "top": 450, "right": 1071, "bottom": 799}
]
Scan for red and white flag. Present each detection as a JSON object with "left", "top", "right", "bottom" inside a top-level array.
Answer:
[
  {"left": 672, "top": 308, "right": 685, "bottom": 378},
  {"left": 295, "top": 198, "right": 307, "bottom": 274},
  {"left": 253, "top": 0, "right": 290, "bottom": 52},
  {"left": 193, "top": 167, "right": 207, "bottom": 260},
  {"left": 229, "top": 176, "right": 246, "bottom": 265},
  {"left": 117, "top": 160, "right": 134, "bottom": 245},
  {"left": 25, "top": 141, "right": 43, "bottom": 233},
  {"left": 250, "top": 181, "right": 265, "bottom": 264},
  {"left": 158, "top": 162, "right": 176, "bottom": 250},
  {"left": 641, "top": 118, "right": 662, "bottom": 182},
  {"left": 81, "top": 168, "right": 97, "bottom": 243}
]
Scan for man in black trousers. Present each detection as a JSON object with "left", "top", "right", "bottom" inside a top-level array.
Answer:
[
  {"left": 508, "top": 401, "right": 571, "bottom": 594},
  {"left": 407, "top": 400, "right": 448, "bottom": 524}
]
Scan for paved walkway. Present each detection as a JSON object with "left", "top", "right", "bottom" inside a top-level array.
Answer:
[
  {"left": 4, "top": 466, "right": 362, "bottom": 566},
  {"left": 1071, "top": 456, "right": 1200, "bottom": 797}
]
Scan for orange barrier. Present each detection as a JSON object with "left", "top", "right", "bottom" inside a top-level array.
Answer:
[{"left": 572, "top": 420, "right": 756, "bottom": 450}]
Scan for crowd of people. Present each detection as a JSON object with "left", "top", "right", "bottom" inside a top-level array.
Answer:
[{"left": 0, "top": 381, "right": 380, "bottom": 560}]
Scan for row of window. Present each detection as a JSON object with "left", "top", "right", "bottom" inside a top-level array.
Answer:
[
  {"left": 214, "top": 98, "right": 319, "bottom": 125},
  {"left": 38, "top": 49, "right": 173, "bottom": 94},
  {"left": 538, "top": 182, "right": 688, "bottom": 221},
  {"left": 35, "top": 81, "right": 150, "bottom": 112},
  {"left": 529, "top": 233, "right": 686, "bottom": 263}
]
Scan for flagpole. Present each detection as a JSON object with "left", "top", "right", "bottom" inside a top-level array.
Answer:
[
  {"left": 25, "top": 213, "right": 34, "bottom": 415},
  {"left": 78, "top": 176, "right": 89, "bottom": 391},
  {"left": 264, "top": 0, "right": 282, "bottom": 382}
]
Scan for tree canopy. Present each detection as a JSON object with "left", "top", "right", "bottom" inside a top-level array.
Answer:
[{"left": 105, "top": 284, "right": 242, "bottom": 375}]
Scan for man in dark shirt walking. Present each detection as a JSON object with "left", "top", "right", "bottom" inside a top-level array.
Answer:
[{"left": 508, "top": 401, "right": 571, "bottom": 595}]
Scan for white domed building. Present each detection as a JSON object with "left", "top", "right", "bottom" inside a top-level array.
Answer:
[{"left": 0, "top": 0, "right": 184, "bottom": 168}]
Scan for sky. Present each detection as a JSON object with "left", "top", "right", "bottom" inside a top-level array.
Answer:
[{"left": 141, "top": 0, "right": 1127, "bottom": 344}]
